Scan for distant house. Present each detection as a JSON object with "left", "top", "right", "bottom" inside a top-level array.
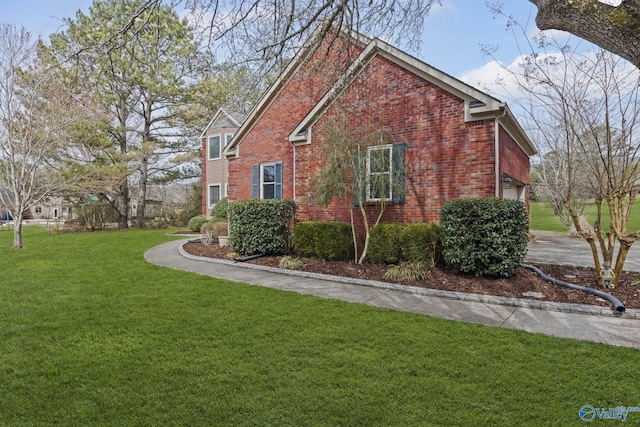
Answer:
[
  {"left": 200, "top": 108, "right": 246, "bottom": 217},
  {"left": 221, "top": 28, "right": 536, "bottom": 232}
]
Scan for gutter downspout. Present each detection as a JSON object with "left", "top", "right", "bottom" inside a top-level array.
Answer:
[
  {"left": 292, "top": 142, "right": 296, "bottom": 201},
  {"left": 494, "top": 104, "right": 508, "bottom": 198}
]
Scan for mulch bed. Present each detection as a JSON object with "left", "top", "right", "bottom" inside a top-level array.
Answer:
[{"left": 182, "top": 241, "right": 640, "bottom": 310}]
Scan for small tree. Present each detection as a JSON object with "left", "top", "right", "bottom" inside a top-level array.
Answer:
[
  {"left": 493, "top": 26, "right": 640, "bottom": 286},
  {"left": 310, "top": 115, "right": 404, "bottom": 264},
  {"left": 0, "top": 24, "right": 92, "bottom": 248}
]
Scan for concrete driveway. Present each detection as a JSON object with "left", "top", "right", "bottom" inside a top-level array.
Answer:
[{"left": 526, "top": 230, "right": 640, "bottom": 272}]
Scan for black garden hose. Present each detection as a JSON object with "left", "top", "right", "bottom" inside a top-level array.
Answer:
[{"left": 522, "top": 264, "right": 625, "bottom": 314}]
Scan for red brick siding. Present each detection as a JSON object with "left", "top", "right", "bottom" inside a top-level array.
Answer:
[
  {"left": 498, "top": 125, "right": 531, "bottom": 201},
  {"left": 296, "top": 55, "right": 497, "bottom": 225},
  {"left": 228, "top": 38, "right": 531, "bottom": 241},
  {"left": 227, "top": 36, "right": 362, "bottom": 202}
]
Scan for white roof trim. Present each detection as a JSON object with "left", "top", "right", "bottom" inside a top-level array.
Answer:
[
  {"left": 199, "top": 107, "right": 242, "bottom": 139},
  {"left": 225, "top": 25, "right": 372, "bottom": 156},
  {"left": 287, "top": 36, "right": 536, "bottom": 156}
]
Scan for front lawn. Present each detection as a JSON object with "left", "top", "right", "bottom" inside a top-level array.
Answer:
[
  {"left": 530, "top": 200, "right": 640, "bottom": 233},
  {"left": 0, "top": 227, "right": 639, "bottom": 425}
]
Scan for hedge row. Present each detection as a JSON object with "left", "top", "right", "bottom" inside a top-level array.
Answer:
[
  {"left": 293, "top": 221, "right": 353, "bottom": 261},
  {"left": 368, "top": 222, "right": 441, "bottom": 267}
]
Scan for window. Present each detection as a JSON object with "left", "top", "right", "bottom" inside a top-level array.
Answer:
[
  {"left": 208, "top": 135, "right": 221, "bottom": 160},
  {"left": 208, "top": 184, "right": 221, "bottom": 208},
  {"left": 225, "top": 134, "right": 233, "bottom": 146},
  {"left": 252, "top": 162, "right": 282, "bottom": 199},
  {"left": 367, "top": 145, "right": 393, "bottom": 201},
  {"left": 356, "top": 142, "right": 405, "bottom": 205},
  {"left": 35, "top": 207, "right": 42, "bottom": 214},
  {"left": 261, "top": 163, "right": 276, "bottom": 199}
]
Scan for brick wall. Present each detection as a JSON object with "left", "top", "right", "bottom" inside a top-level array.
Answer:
[
  {"left": 227, "top": 36, "right": 362, "bottom": 202},
  {"left": 228, "top": 36, "right": 531, "bottom": 241},
  {"left": 296, "top": 55, "right": 498, "bottom": 225}
]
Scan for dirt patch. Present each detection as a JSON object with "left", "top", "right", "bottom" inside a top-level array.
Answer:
[{"left": 182, "top": 242, "right": 640, "bottom": 310}]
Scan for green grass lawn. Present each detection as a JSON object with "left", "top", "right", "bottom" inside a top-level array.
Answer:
[
  {"left": 1, "top": 227, "right": 639, "bottom": 425},
  {"left": 530, "top": 200, "right": 640, "bottom": 233}
]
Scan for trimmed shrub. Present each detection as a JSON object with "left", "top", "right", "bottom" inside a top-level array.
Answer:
[
  {"left": 200, "top": 221, "right": 215, "bottom": 235},
  {"left": 188, "top": 215, "right": 207, "bottom": 232},
  {"left": 200, "top": 221, "right": 229, "bottom": 239},
  {"left": 212, "top": 221, "right": 229, "bottom": 237},
  {"left": 292, "top": 222, "right": 316, "bottom": 257},
  {"left": 293, "top": 221, "right": 353, "bottom": 261},
  {"left": 210, "top": 197, "right": 229, "bottom": 220},
  {"left": 368, "top": 222, "right": 406, "bottom": 264},
  {"left": 440, "top": 198, "right": 528, "bottom": 277},
  {"left": 228, "top": 199, "right": 297, "bottom": 255},
  {"left": 313, "top": 222, "right": 353, "bottom": 261},
  {"left": 400, "top": 222, "right": 441, "bottom": 267}
]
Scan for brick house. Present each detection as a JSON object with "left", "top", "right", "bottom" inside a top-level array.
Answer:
[
  {"left": 200, "top": 108, "right": 245, "bottom": 217},
  {"left": 222, "top": 29, "right": 536, "bottom": 229}
]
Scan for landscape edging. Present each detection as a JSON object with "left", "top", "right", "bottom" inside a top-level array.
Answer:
[{"left": 178, "top": 243, "right": 640, "bottom": 320}]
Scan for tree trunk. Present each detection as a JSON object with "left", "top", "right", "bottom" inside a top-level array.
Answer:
[
  {"left": 530, "top": 0, "right": 640, "bottom": 69},
  {"left": 136, "top": 157, "right": 149, "bottom": 229},
  {"left": 12, "top": 213, "right": 23, "bottom": 249},
  {"left": 118, "top": 181, "right": 129, "bottom": 229}
]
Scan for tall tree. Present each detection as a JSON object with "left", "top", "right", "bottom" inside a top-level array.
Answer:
[
  {"left": 529, "top": 0, "right": 640, "bottom": 69},
  {"left": 499, "top": 36, "right": 640, "bottom": 286},
  {"left": 0, "top": 24, "right": 91, "bottom": 248},
  {"left": 48, "top": 0, "right": 210, "bottom": 228},
  {"left": 118, "top": 0, "right": 437, "bottom": 77}
]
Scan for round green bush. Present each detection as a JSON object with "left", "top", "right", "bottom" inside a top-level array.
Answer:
[
  {"left": 188, "top": 215, "right": 207, "bottom": 232},
  {"left": 400, "top": 222, "right": 441, "bottom": 266},
  {"left": 210, "top": 197, "right": 229, "bottom": 220},
  {"left": 368, "top": 222, "right": 406, "bottom": 264},
  {"left": 440, "top": 198, "right": 528, "bottom": 277}
]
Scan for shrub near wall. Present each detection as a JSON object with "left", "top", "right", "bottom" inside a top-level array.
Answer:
[
  {"left": 400, "top": 223, "right": 442, "bottom": 267},
  {"left": 440, "top": 198, "right": 528, "bottom": 277},
  {"left": 228, "top": 200, "right": 297, "bottom": 255},
  {"left": 368, "top": 222, "right": 405, "bottom": 264},
  {"left": 293, "top": 221, "right": 353, "bottom": 261}
]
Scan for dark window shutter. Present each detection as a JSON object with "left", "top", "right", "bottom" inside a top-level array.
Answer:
[
  {"left": 252, "top": 164, "right": 259, "bottom": 199},
  {"left": 275, "top": 162, "right": 282, "bottom": 199},
  {"left": 392, "top": 142, "right": 405, "bottom": 204}
]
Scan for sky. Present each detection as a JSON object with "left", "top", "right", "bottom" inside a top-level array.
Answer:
[{"left": 0, "top": 0, "right": 606, "bottom": 91}]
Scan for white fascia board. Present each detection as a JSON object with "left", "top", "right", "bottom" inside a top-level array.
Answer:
[
  {"left": 288, "top": 41, "right": 378, "bottom": 143},
  {"left": 199, "top": 109, "right": 225, "bottom": 139},
  {"left": 498, "top": 106, "right": 538, "bottom": 156}
]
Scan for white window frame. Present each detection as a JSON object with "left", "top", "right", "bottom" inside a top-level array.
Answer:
[
  {"left": 208, "top": 183, "right": 222, "bottom": 209},
  {"left": 260, "top": 162, "right": 277, "bottom": 200},
  {"left": 225, "top": 134, "right": 233, "bottom": 147},
  {"left": 366, "top": 144, "right": 393, "bottom": 201},
  {"left": 208, "top": 135, "right": 221, "bottom": 160}
]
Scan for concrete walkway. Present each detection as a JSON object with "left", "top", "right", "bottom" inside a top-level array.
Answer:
[{"left": 145, "top": 236, "right": 640, "bottom": 349}]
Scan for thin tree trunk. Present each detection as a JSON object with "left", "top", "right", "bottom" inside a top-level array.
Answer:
[
  {"left": 118, "top": 181, "right": 129, "bottom": 229},
  {"left": 136, "top": 156, "right": 149, "bottom": 229},
  {"left": 12, "top": 214, "right": 23, "bottom": 249}
]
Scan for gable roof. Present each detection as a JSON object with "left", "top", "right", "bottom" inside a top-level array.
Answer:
[
  {"left": 225, "top": 27, "right": 537, "bottom": 157},
  {"left": 200, "top": 107, "right": 245, "bottom": 139}
]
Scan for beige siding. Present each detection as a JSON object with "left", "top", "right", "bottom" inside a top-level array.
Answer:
[{"left": 204, "top": 127, "right": 236, "bottom": 217}]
